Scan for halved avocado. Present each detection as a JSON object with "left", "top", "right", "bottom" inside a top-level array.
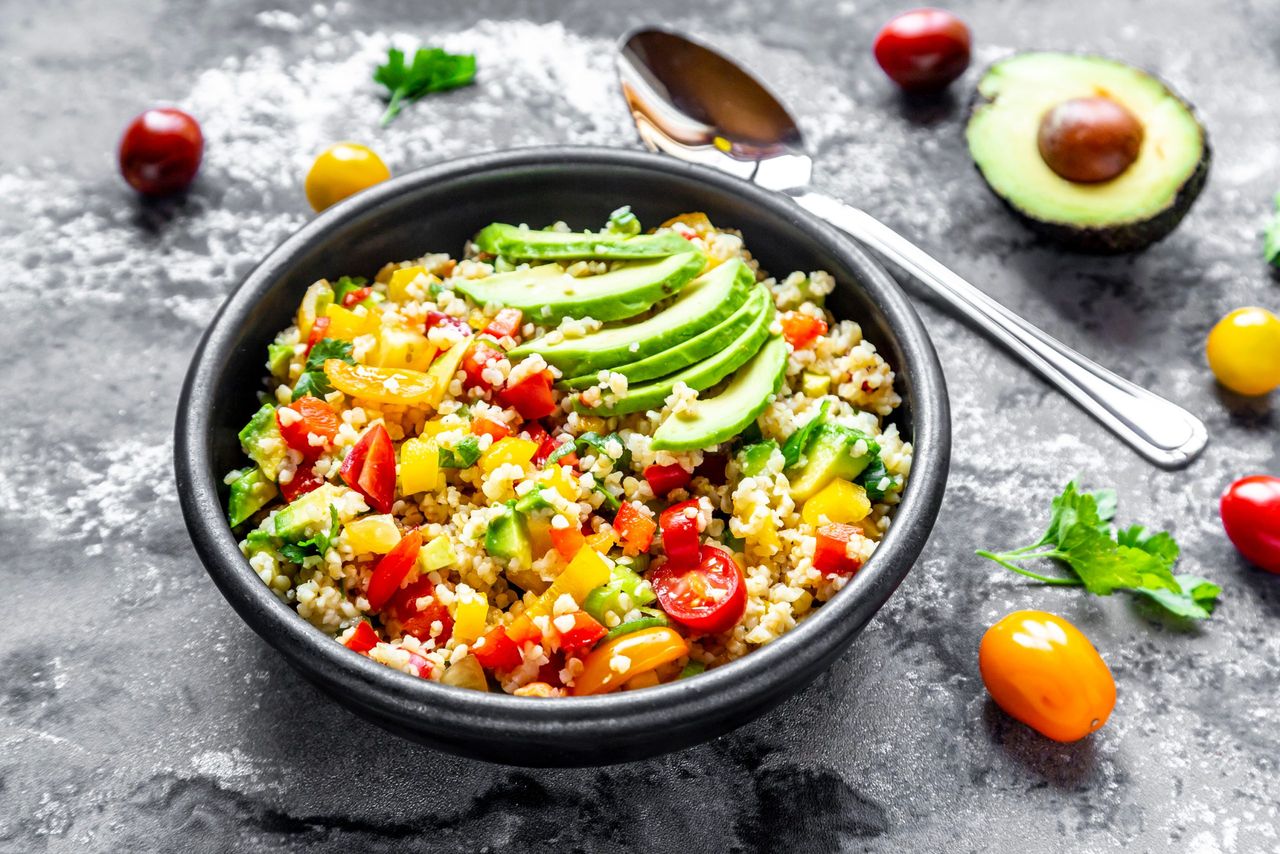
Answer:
[
  {"left": 966, "top": 52, "right": 1209, "bottom": 253},
  {"left": 474, "top": 222, "right": 692, "bottom": 260}
]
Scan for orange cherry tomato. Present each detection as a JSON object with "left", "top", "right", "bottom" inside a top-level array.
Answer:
[
  {"left": 572, "top": 627, "right": 688, "bottom": 695},
  {"left": 979, "top": 610, "right": 1115, "bottom": 742}
]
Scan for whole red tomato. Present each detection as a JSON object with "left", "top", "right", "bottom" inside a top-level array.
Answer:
[
  {"left": 1221, "top": 475, "right": 1280, "bottom": 574},
  {"left": 118, "top": 108, "right": 204, "bottom": 196},
  {"left": 872, "top": 8, "right": 972, "bottom": 93}
]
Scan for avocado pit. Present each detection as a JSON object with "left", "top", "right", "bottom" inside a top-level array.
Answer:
[{"left": 1037, "top": 96, "right": 1144, "bottom": 184}]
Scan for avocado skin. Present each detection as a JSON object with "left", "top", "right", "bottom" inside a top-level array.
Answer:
[{"left": 966, "top": 54, "right": 1211, "bottom": 254}]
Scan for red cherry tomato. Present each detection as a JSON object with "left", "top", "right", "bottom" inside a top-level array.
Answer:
[
  {"left": 498, "top": 370, "right": 558, "bottom": 420},
  {"left": 1221, "top": 475, "right": 1280, "bottom": 574},
  {"left": 280, "top": 465, "right": 325, "bottom": 503},
  {"left": 644, "top": 463, "right": 692, "bottom": 497},
  {"left": 659, "top": 499, "right": 702, "bottom": 565},
  {"left": 872, "top": 8, "right": 971, "bottom": 93},
  {"left": 365, "top": 528, "right": 422, "bottom": 612},
  {"left": 651, "top": 545, "right": 746, "bottom": 634},
  {"left": 118, "top": 108, "right": 204, "bottom": 196},
  {"left": 340, "top": 424, "right": 397, "bottom": 513},
  {"left": 277, "top": 396, "right": 340, "bottom": 459},
  {"left": 390, "top": 575, "right": 454, "bottom": 643}
]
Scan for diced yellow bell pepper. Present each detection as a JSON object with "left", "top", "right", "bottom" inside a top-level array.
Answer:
[
  {"left": 399, "top": 437, "right": 440, "bottom": 493},
  {"left": 422, "top": 338, "right": 471, "bottom": 408},
  {"left": 801, "top": 371, "right": 831, "bottom": 397},
  {"left": 345, "top": 514, "right": 401, "bottom": 554},
  {"left": 585, "top": 529, "right": 616, "bottom": 554},
  {"left": 419, "top": 418, "right": 461, "bottom": 438},
  {"left": 801, "top": 478, "right": 871, "bottom": 527},
  {"left": 531, "top": 546, "right": 610, "bottom": 615},
  {"left": 387, "top": 265, "right": 427, "bottom": 302},
  {"left": 479, "top": 437, "right": 539, "bottom": 474},
  {"left": 323, "top": 303, "right": 380, "bottom": 341},
  {"left": 528, "top": 517, "right": 554, "bottom": 560},
  {"left": 544, "top": 465, "right": 579, "bottom": 501},
  {"left": 451, "top": 587, "right": 489, "bottom": 645},
  {"left": 297, "top": 280, "right": 334, "bottom": 339},
  {"left": 419, "top": 535, "right": 456, "bottom": 571},
  {"left": 374, "top": 326, "right": 437, "bottom": 372},
  {"left": 323, "top": 360, "right": 439, "bottom": 406}
]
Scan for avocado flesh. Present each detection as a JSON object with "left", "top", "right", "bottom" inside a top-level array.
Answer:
[
  {"left": 511, "top": 259, "right": 754, "bottom": 378},
  {"left": 485, "top": 504, "right": 533, "bottom": 568},
  {"left": 786, "top": 424, "right": 877, "bottom": 502},
  {"left": 238, "top": 403, "right": 285, "bottom": 482},
  {"left": 651, "top": 336, "right": 788, "bottom": 451},
  {"left": 228, "top": 468, "right": 278, "bottom": 527},
  {"left": 581, "top": 289, "right": 774, "bottom": 417},
  {"left": 966, "top": 52, "right": 1208, "bottom": 253},
  {"left": 562, "top": 283, "right": 767, "bottom": 390},
  {"left": 474, "top": 223, "right": 693, "bottom": 260},
  {"left": 453, "top": 251, "right": 705, "bottom": 324},
  {"left": 273, "top": 483, "right": 347, "bottom": 540}
]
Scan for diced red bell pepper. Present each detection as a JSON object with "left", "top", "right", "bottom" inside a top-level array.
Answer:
[
  {"left": 481, "top": 307, "right": 524, "bottom": 341},
  {"left": 614, "top": 501, "right": 657, "bottom": 554},
  {"left": 506, "top": 614, "right": 543, "bottom": 645},
  {"left": 814, "top": 523, "right": 863, "bottom": 577},
  {"left": 340, "top": 286, "right": 374, "bottom": 308},
  {"left": 471, "top": 416, "right": 512, "bottom": 442},
  {"left": 780, "top": 312, "right": 829, "bottom": 350},
  {"left": 278, "top": 396, "right": 340, "bottom": 459},
  {"left": 498, "top": 370, "right": 558, "bottom": 420},
  {"left": 405, "top": 650, "right": 434, "bottom": 678},
  {"left": 644, "top": 463, "right": 691, "bottom": 497},
  {"left": 557, "top": 612, "right": 607, "bottom": 654},
  {"left": 659, "top": 499, "right": 702, "bottom": 566},
  {"left": 534, "top": 434, "right": 579, "bottom": 468},
  {"left": 462, "top": 341, "right": 504, "bottom": 391},
  {"left": 280, "top": 464, "right": 325, "bottom": 502},
  {"left": 365, "top": 528, "right": 422, "bottom": 612},
  {"left": 304, "top": 315, "right": 331, "bottom": 355},
  {"left": 344, "top": 620, "right": 380, "bottom": 652},
  {"left": 473, "top": 625, "right": 523, "bottom": 671},
  {"left": 391, "top": 576, "right": 454, "bottom": 644},
  {"left": 550, "top": 525, "right": 587, "bottom": 560},
  {"left": 425, "top": 310, "right": 471, "bottom": 336},
  {"left": 522, "top": 422, "right": 550, "bottom": 447},
  {"left": 340, "top": 423, "right": 397, "bottom": 513}
]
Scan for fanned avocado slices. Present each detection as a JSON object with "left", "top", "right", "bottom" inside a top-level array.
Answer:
[
  {"left": 509, "top": 258, "right": 755, "bottom": 377},
  {"left": 651, "top": 336, "right": 789, "bottom": 451},
  {"left": 580, "top": 288, "right": 775, "bottom": 417},
  {"left": 475, "top": 223, "right": 693, "bottom": 260},
  {"left": 453, "top": 251, "right": 705, "bottom": 324}
]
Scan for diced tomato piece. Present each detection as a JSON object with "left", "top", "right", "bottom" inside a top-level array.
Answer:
[
  {"left": 780, "top": 312, "right": 828, "bottom": 350},
  {"left": 344, "top": 620, "right": 380, "bottom": 652},
  {"left": 481, "top": 307, "right": 524, "bottom": 340},
  {"left": 814, "top": 523, "right": 863, "bottom": 577},
  {"left": 537, "top": 651, "right": 566, "bottom": 686},
  {"left": 644, "top": 463, "right": 691, "bottom": 497},
  {"left": 304, "top": 315, "right": 331, "bottom": 355},
  {"left": 614, "top": 501, "right": 657, "bottom": 554},
  {"left": 340, "top": 424, "right": 396, "bottom": 513},
  {"left": 522, "top": 422, "right": 550, "bottom": 447},
  {"left": 277, "top": 396, "right": 340, "bottom": 459},
  {"left": 365, "top": 528, "right": 422, "bottom": 612},
  {"left": 651, "top": 545, "right": 745, "bottom": 635},
  {"left": 425, "top": 310, "right": 471, "bottom": 336},
  {"left": 462, "top": 341, "right": 504, "bottom": 391},
  {"left": 506, "top": 613, "right": 543, "bottom": 645},
  {"left": 498, "top": 370, "right": 557, "bottom": 420},
  {"left": 280, "top": 464, "right": 324, "bottom": 502},
  {"left": 550, "top": 525, "right": 586, "bottom": 560},
  {"left": 392, "top": 576, "right": 454, "bottom": 644},
  {"left": 659, "top": 499, "right": 702, "bottom": 565},
  {"left": 534, "top": 434, "right": 578, "bottom": 468},
  {"left": 405, "top": 650, "right": 434, "bottom": 678},
  {"left": 473, "top": 625, "right": 523, "bottom": 671},
  {"left": 557, "top": 612, "right": 607, "bottom": 653},
  {"left": 341, "top": 286, "right": 374, "bottom": 308},
  {"left": 696, "top": 453, "right": 727, "bottom": 482},
  {"left": 471, "top": 416, "right": 512, "bottom": 442}
]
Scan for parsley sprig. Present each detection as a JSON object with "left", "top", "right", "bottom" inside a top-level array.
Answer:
[
  {"left": 374, "top": 46, "right": 477, "bottom": 126},
  {"left": 1264, "top": 192, "right": 1280, "bottom": 267},
  {"left": 291, "top": 337, "right": 356, "bottom": 402},
  {"left": 978, "top": 481, "right": 1221, "bottom": 620}
]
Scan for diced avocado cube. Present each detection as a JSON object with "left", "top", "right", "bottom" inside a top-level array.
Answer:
[
  {"left": 484, "top": 503, "right": 533, "bottom": 568},
  {"left": 786, "top": 424, "right": 879, "bottom": 501},
  {"left": 274, "top": 483, "right": 346, "bottom": 540},
  {"left": 738, "top": 440, "right": 779, "bottom": 477},
  {"left": 582, "top": 564, "right": 656, "bottom": 624},
  {"left": 514, "top": 489, "right": 555, "bottom": 514},
  {"left": 420, "top": 535, "right": 457, "bottom": 571},
  {"left": 858, "top": 456, "right": 899, "bottom": 501},
  {"left": 801, "top": 372, "right": 830, "bottom": 397},
  {"left": 228, "top": 468, "right": 278, "bottom": 527},
  {"left": 238, "top": 404, "right": 286, "bottom": 482},
  {"left": 267, "top": 342, "right": 296, "bottom": 380}
]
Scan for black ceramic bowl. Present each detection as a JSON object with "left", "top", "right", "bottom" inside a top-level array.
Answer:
[{"left": 175, "top": 146, "right": 950, "bottom": 766}]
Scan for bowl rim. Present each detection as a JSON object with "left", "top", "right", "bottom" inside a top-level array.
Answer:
[{"left": 174, "top": 144, "right": 950, "bottom": 746}]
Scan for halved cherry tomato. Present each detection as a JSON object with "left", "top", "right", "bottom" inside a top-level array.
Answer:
[
  {"left": 1220, "top": 475, "right": 1280, "bottom": 573},
  {"left": 651, "top": 545, "right": 745, "bottom": 634},
  {"left": 344, "top": 620, "right": 380, "bottom": 652},
  {"left": 979, "top": 610, "right": 1115, "bottom": 743},
  {"left": 557, "top": 612, "right": 607, "bottom": 653},
  {"left": 462, "top": 341, "right": 504, "bottom": 390},
  {"left": 304, "top": 315, "right": 331, "bottom": 355},
  {"left": 779, "top": 312, "right": 828, "bottom": 350},
  {"left": 658, "top": 499, "right": 702, "bottom": 565},
  {"left": 365, "top": 528, "right": 422, "bottom": 612},
  {"left": 340, "top": 286, "right": 374, "bottom": 308},
  {"left": 391, "top": 575, "right": 454, "bottom": 643},
  {"left": 472, "top": 625, "right": 523, "bottom": 671},
  {"left": 482, "top": 307, "right": 524, "bottom": 340},
  {"left": 550, "top": 525, "right": 587, "bottom": 560},
  {"left": 538, "top": 651, "right": 566, "bottom": 686},
  {"left": 426, "top": 310, "right": 472, "bottom": 337},
  {"left": 614, "top": 501, "right": 657, "bottom": 554},
  {"left": 277, "top": 396, "right": 340, "bottom": 459},
  {"left": 340, "top": 423, "right": 397, "bottom": 513},
  {"left": 644, "top": 463, "right": 691, "bottom": 497},
  {"left": 280, "top": 465, "right": 324, "bottom": 502},
  {"left": 813, "top": 523, "right": 863, "bottom": 576},
  {"left": 572, "top": 627, "right": 688, "bottom": 695},
  {"left": 471, "top": 416, "right": 512, "bottom": 442},
  {"left": 499, "top": 370, "right": 558, "bottom": 420}
]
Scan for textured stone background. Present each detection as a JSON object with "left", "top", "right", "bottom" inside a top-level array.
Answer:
[{"left": 2, "top": 0, "right": 1278, "bottom": 851}]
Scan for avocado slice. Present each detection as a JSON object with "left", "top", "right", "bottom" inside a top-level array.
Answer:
[
  {"left": 512, "top": 259, "right": 755, "bottom": 378},
  {"left": 238, "top": 403, "right": 286, "bottom": 482},
  {"left": 274, "top": 483, "right": 348, "bottom": 540},
  {"left": 228, "top": 467, "right": 278, "bottom": 527},
  {"left": 785, "top": 424, "right": 879, "bottom": 501},
  {"left": 484, "top": 502, "right": 533, "bottom": 568},
  {"left": 651, "top": 336, "right": 788, "bottom": 451},
  {"left": 581, "top": 288, "right": 774, "bottom": 417},
  {"left": 474, "top": 223, "right": 692, "bottom": 260},
  {"left": 453, "top": 251, "right": 704, "bottom": 324},
  {"left": 966, "top": 52, "right": 1209, "bottom": 253}
]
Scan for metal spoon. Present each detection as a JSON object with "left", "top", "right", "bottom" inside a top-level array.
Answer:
[{"left": 616, "top": 27, "right": 1208, "bottom": 469}]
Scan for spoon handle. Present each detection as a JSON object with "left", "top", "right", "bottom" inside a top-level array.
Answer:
[{"left": 789, "top": 190, "right": 1208, "bottom": 469}]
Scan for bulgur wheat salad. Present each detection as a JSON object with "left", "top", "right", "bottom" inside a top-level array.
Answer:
[{"left": 226, "top": 208, "right": 912, "bottom": 697}]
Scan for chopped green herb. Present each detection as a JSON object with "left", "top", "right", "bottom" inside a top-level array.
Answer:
[
  {"left": 374, "top": 46, "right": 477, "bottom": 126},
  {"left": 292, "top": 338, "right": 356, "bottom": 402},
  {"left": 543, "top": 440, "right": 576, "bottom": 468},
  {"left": 781, "top": 400, "right": 830, "bottom": 468},
  {"left": 331, "top": 276, "right": 371, "bottom": 305},
  {"left": 439, "top": 436, "right": 482, "bottom": 469},
  {"left": 575, "top": 432, "right": 631, "bottom": 470},
  {"left": 1265, "top": 192, "right": 1280, "bottom": 267},
  {"left": 280, "top": 505, "right": 341, "bottom": 564},
  {"left": 607, "top": 205, "right": 641, "bottom": 236}
]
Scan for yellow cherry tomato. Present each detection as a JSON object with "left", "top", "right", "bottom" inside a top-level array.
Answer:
[
  {"left": 979, "top": 610, "right": 1115, "bottom": 743},
  {"left": 572, "top": 627, "right": 688, "bottom": 696},
  {"left": 1205, "top": 307, "right": 1280, "bottom": 396},
  {"left": 305, "top": 143, "right": 391, "bottom": 212}
]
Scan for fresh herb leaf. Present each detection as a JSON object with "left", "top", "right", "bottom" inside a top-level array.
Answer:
[
  {"left": 291, "top": 371, "right": 331, "bottom": 402},
  {"left": 607, "top": 206, "right": 641, "bottom": 236},
  {"left": 857, "top": 455, "right": 899, "bottom": 500},
  {"left": 1265, "top": 191, "right": 1280, "bottom": 267},
  {"left": 575, "top": 432, "right": 631, "bottom": 470},
  {"left": 439, "top": 436, "right": 481, "bottom": 469},
  {"left": 305, "top": 337, "right": 355, "bottom": 372},
  {"left": 280, "top": 505, "right": 341, "bottom": 564},
  {"left": 1132, "top": 574, "right": 1222, "bottom": 620},
  {"left": 543, "top": 440, "right": 576, "bottom": 468},
  {"left": 781, "top": 400, "right": 830, "bottom": 468},
  {"left": 374, "top": 46, "right": 477, "bottom": 126},
  {"left": 280, "top": 542, "right": 310, "bottom": 564},
  {"left": 594, "top": 482, "right": 621, "bottom": 512}
]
